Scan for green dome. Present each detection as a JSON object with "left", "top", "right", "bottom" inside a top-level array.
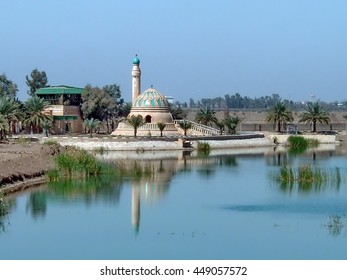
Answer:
[
  {"left": 132, "top": 55, "right": 140, "bottom": 65},
  {"left": 133, "top": 87, "right": 170, "bottom": 108}
]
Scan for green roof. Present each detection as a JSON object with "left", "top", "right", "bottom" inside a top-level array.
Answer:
[{"left": 36, "top": 85, "right": 84, "bottom": 95}]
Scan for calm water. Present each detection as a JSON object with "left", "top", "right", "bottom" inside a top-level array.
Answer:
[{"left": 1, "top": 145, "right": 347, "bottom": 260}]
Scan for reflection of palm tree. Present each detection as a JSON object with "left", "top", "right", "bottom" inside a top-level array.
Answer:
[
  {"left": 266, "top": 101, "right": 293, "bottom": 132},
  {"left": 299, "top": 103, "right": 330, "bottom": 132}
]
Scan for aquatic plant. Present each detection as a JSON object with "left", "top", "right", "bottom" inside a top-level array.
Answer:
[
  {"left": 0, "top": 193, "right": 10, "bottom": 233},
  {"left": 197, "top": 142, "right": 211, "bottom": 153},
  {"left": 0, "top": 193, "right": 9, "bottom": 217},
  {"left": 274, "top": 165, "right": 343, "bottom": 191},
  {"left": 325, "top": 215, "right": 344, "bottom": 236},
  {"left": 197, "top": 142, "right": 211, "bottom": 157},
  {"left": 287, "top": 136, "right": 308, "bottom": 149},
  {"left": 287, "top": 136, "right": 320, "bottom": 154},
  {"left": 53, "top": 147, "right": 102, "bottom": 178}
]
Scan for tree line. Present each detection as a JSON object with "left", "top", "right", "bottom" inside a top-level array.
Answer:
[
  {"left": 0, "top": 70, "right": 129, "bottom": 138},
  {"left": 179, "top": 93, "right": 346, "bottom": 111}
]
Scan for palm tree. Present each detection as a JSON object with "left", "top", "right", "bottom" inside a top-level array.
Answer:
[
  {"left": 24, "top": 96, "right": 52, "bottom": 133},
  {"left": 127, "top": 115, "right": 145, "bottom": 138},
  {"left": 83, "top": 118, "right": 100, "bottom": 138},
  {"left": 157, "top": 122, "right": 166, "bottom": 137},
  {"left": 299, "top": 102, "right": 330, "bottom": 132},
  {"left": 0, "top": 114, "right": 9, "bottom": 140},
  {"left": 178, "top": 120, "right": 192, "bottom": 136},
  {"left": 41, "top": 120, "right": 53, "bottom": 137},
  {"left": 195, "top": 106, "right": 218, "bottom": 126},
  {"left": 224, "top": 116, "right": 243, "bottom": 134},
  {"left": 0, "top": 96, "right": 22, "bottom": 134},
  {"left": 169, "top": 105, "right": 187, "bottom": 120},
  {"left": 266, "top": 101, "right": 293, "bottom": 132},
  {"left": 214, "top": 119, "right": 225, "bottom": 135}
]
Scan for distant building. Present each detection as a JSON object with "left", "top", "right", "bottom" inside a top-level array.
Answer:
[
  {"left": 113, "top": 56, "right": 179, "bottom": 136},
  {"left": 36, "top": 85, "right": 84, "bottom": 134}
]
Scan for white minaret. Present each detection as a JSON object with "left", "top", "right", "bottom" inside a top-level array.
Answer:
[{"left": 132, "top": 55, "right": 141, "bottom": 105}]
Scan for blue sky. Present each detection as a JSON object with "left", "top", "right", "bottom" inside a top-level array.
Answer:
[{"left": 1, "top": 0, "right": 347, "bottom": 102}]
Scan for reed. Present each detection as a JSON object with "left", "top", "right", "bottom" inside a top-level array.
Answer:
[
  {"left": 275, "top": 164, "right": 342, "bottom": 188},
  {"left": 54, "top": 148, "right": 102, "bottom": 178}
]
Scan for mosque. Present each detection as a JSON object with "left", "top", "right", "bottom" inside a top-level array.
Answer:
[{"left": 112, "top": 55, "right": 180, "bottom": 136}]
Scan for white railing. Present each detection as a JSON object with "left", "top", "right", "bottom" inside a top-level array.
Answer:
[{"left": 173, "top": 120, "right": 220, "bottom": 136}]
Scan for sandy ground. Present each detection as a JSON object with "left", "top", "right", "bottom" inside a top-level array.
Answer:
[{"left": 0, "top": 141, "right": 61, "bottom": 193}]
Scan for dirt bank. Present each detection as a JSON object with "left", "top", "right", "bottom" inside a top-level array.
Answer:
[{"left": 0, "top": 141, "right": 61, "bottom": 194}]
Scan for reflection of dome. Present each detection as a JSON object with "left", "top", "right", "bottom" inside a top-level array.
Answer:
[
  {"left": 133, "top": 87, "right": 170, "bottom": 108},
  {"left": 133, "top": 55, "right": 140, "bottom": 65}
]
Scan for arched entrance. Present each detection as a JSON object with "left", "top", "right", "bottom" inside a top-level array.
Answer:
[{"left": 145, "top": 115, "right": 152, "bottom": 123}]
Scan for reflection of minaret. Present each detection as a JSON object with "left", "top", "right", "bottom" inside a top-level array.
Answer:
[
  {"left": 131, "top": 185, "right": 140, "bottom": 233},
  {"left": 132, "top": 55, "right": 141, "bottom": 105}
]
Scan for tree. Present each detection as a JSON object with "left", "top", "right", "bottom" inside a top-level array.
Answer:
[
  {"left": 224, "top": 116, "right": 243, "bottom": 134},
  {"left": 24, "top": 96, "right": 52, "bottom": 133},
  {"left": 119, "top": 102, "right": 132, "bottom": 118},
  {"left": 299, "top": 102, "right": 330, "bottom": 132},
  {"left": 81, "top": 84, "right": 122, "bottom": 133},
  {"left": 214, "top": 119, "right": 225, "bottom": 135},
  {"left": 178, "top": 120, "right": 192, "bottom": 136},
  {"left": 195, "top": 106, "right": 218, "bottom": 126},
  {"left": 169, "top": 104, "right": 187, "bottom": 120},
  {"left": 83, "top": 118, "right": 100, "bottom": 138},
  {"left": 0, "top": 74, "right": 18, "bottom": 99},
  {"left": 0, "top": 114, "right": 9, "bottom": 140},
  {"left": 127, "top": 115, "right": 145, "bottom": 138},
  {"left": 265, "top": 101, "right": 293, "bottom": 132},
  {"left": 41, "top": 120, "right": 53, "bottom": 137},
  {"left": 0, "top": 96, "right": 22, "bottom": 134},
  {"left": 157, "top": 122, "right": 166, "bottom": 137},
  {"left": 26, "top": 69, "right": 48, "bottom": 97}
]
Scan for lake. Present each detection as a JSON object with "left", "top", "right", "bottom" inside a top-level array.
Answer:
[{"left": 1, "top": 144, "right": 347, "bottom": 260}]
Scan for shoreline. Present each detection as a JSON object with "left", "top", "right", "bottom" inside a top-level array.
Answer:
[{"left": 0, "top": 133, "right": 340, "bottom": 194}]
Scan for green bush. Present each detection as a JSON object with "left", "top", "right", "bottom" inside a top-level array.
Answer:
[
  {"left": 287, "top": 136, "right": 308, "bottom": 149},
  {"left": 54, "top": 148, "right": 101, "bottom": 178}
]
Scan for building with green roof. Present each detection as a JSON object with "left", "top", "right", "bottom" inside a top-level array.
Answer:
[{"left": 36, "top": 85, "right": 84, "bottom": 134}]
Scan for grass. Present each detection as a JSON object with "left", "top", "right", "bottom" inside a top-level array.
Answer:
[
  {"left": 197, "top": 142, "right": 211, "bottom": 157},
  {"left": 275, "top": 164, "right": 343, "bottom": 190},
  {"left": 48, "top": 148, "right": 155, "bottom": 182},
  {"left": 49, "top": 147, "right": 102, "bottom": 180},
  {"left": 43, "top": 139, "right": 59, "bottom": 146},
  {"left": 287, "top": 136, "right": 320, "bottom": 154}
]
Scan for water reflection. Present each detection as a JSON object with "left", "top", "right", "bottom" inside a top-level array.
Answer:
[
  {"left": 26, "top": 191, "right": 47, "bottom": 218},
  {"left": 0, "top": 196, "right": 15, "bottom": 233},
  {"left": 2, "top": 144, "right": 347, "bottom": 259}
]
